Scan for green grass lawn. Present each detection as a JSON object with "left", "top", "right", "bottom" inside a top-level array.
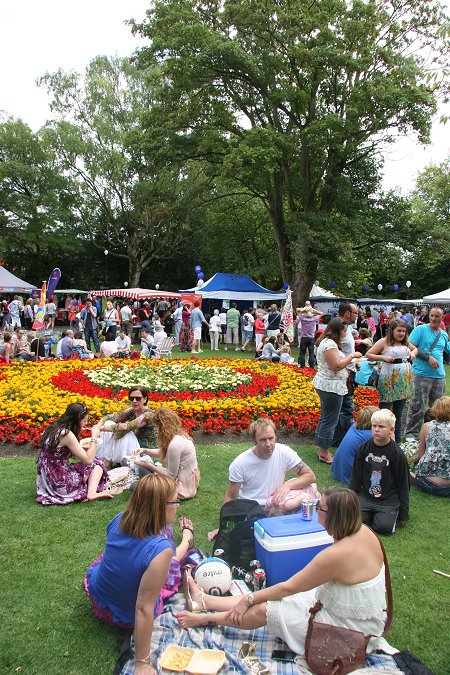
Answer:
[{"left": 1, "top": 440, "right": 449, "bottom": 675}]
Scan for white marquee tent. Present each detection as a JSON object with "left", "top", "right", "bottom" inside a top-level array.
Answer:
[{"left": 423, "top": 288, "right": 450, "bottom": 304}]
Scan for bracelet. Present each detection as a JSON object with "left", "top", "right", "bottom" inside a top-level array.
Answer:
[{"left": 135, "top": 651, "right": 151, "bottom": 664}]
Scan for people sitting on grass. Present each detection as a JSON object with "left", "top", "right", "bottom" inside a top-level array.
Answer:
[
  {"left": 96, "top": 385, "right": 155, "bottom": 469},
  {"left": 179, "top": 487, "right": 391, "bottom": 658},
  {"left": 279, "top": 344, "right": 294, "bottom": 364},
  {"left": 332, "top": 406, "right": 379, "bottom": 485},
  {"left": 133, "top": 408, "right": 200, "bottom": 500},
  {"left": 99, "top": 332, "right": 118, "bottom": 358},
  {"left": 0, "top": 331, "right": 13, "bottom": 364},
  {"left": 349, "top": 409, "right": 410, "bottom": 534},
  {"left": 208, "top": 418, "right": 318, "bottom": 537},
  {"left": 140, "top": 327, "right": 156, "bottom": 358},
  {"left": 259, "top": 336, "right": 280, "bottom": 362},
  {"left": 411, "top": 396, "right": 450, "bottom": 497},
  {"left": 115, "top": 329, "right": 131, "bottom": 358},
  {"left": 72, "top": 330, "right": 94, "bottom": 359},
  {"left": 36, "top": 402, "right": 110, "bottom": 505},
  {"left": 56, "top": 329, "right": 74, "bottom": 360},
  {"left": 84, "top": 475, "right": 195, "bottom": 670},
  {"left": 13, "top": 328, "right": 35, "bottom": 361}
]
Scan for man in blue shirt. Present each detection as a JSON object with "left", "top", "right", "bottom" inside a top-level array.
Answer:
[
  {"left": 190, "top": 301, "right": 209, "bottom": 354},
  {"left": 80, "top": 298, "right": 100, "bottom": 353},
  {"left": 405, "top": 306, "right": 450, "bottom": 440}
]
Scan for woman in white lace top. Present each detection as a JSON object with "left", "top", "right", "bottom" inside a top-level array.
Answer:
[{"left": 177, "top": 487, "right": 390, "bottom": 655}]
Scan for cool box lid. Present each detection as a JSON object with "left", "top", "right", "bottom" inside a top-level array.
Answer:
[{"left": 255, "top": 512, "right": 327, "bottom": 538}]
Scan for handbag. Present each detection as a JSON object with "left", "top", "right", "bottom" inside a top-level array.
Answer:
[
  {"left": 367, "top": 367, "right": 380, "bottom": 388},
  {"left": 304, "top": 535, "right": 392, "bottom": 675}
]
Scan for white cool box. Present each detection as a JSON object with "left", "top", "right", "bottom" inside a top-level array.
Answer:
[{"left": 254, "top": 512, "right": 334, "bottom": 586}]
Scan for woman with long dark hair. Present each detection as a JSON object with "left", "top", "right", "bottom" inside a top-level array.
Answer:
[
  {"left": 313, "top": 318, "right": 362, "bottom": 464},
  {"left": 36, "top": 402, "right": 110, "bottom": 505}
]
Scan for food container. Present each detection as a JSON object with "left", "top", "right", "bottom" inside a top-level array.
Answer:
[
  {"left": 80, "top": 438, "right": 103, "bottom": 449},
  {"left": 159, "top": 645, "right": 225, "bottom": 675}
]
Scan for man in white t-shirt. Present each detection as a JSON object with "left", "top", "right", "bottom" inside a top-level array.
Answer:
[
  {"left": 119, "top": 302, "right": 133, "bottom": 335},
  {"left": 225, "top": 418, "right": 316, "bottom": 506},
  {"left": 115, "top": 330, "right": 131, "bottom": 356}
]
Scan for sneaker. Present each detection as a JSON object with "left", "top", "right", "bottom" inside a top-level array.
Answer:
[{"left": 224, "top": 346, "right": 227, "bottom": 350}]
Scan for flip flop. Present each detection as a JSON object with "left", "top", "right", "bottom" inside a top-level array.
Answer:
[{"left": 317, "top": 454, "right": 333, "bottom": 465}]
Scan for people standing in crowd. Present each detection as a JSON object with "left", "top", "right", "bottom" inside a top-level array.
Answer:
[
  {"left": 365, "top": 320, "right": 417, "bottom": 442},
  {"left": 356, "top": 309, "right": 368, "bottom": 331},
  {"left": 350, "top": 409, "right": 410, "bottom": 534},
  {"left": 405, "top": 307, "right": 450, "bottom": 441},
  {"left": 45, "top": 298, "right": 57, "bottom": 331},
  {"left": 417, "top": 306, "right": 429, "bottom": 324},
  {"left": 379, "top": 307, "right": 389, "bottom": 336},
  {"left": 443, "top": 307, "right": 450, "bottom": 339},
  {"left": 189, "top": 302, "right": 209, "bottom": 355},
  {"left": 354, "top": 327, "right": 373, "bottom": 355},
  {"left": 371, "top": 306, "right": 380, "bottom": 339},
  {"left": 23, "top": 299, "right": 34, "bottom": 330},
  {"left": 134, "top": 408, "right": 201, "bottom": 500},
  {"left": 241, "top": 308, "right": 255, "bottom": 352},
  {"left": 297, "top": 303, "right": 322, "bottom": 368},
  {"left": 172, "top": 304, "right": 182, "bottom": 346},
  {"left": 219, "top": 307, "right": 227, "bottom": 344},
  {"left": 138, "top": 302, "right": 152, "bottom": 333},
  {"left": 1, "top": 300, "right": 10, "bottom": 327},
  {"left": 120, "top": 301, "right": 133, "bottom": 336},
  {"left": 209, "top": 309, "right": 221, "bottom": 351},
  {"left": 225, "top": 302, "right": 241, "bottom": 350},
  {"left": 332, "top": 302, "right": 360, "bottom": 448},
  {"left": 8, "top": 295, "right": 23, "bottom": 328},
  {"left": 266, "top": 304, "right": 282, "bottom": 338},
  {"left": 411, "top": 396, "right": 450, "bottom": 497},
  {"left": 365, "top": 307, "right": 376, "bottom": 338},
  {"left": 179, "top": 304, "right": 193, "bottom": 352},
  {"left": 332, "top": 406, "right": 379, "bottom": 485},
  {"left": 313, "top": 317, "right": 362, "bottom": 464},
  {"left": 80, "top": 298, "right": 100, "bottom": 353},
  {"left": 254, "top": 313, "right": 265, "bottom": 349},
  {"left": 157, "top": 298, "right": 170, "bottom": 318},
  {"left": 103, "top": 300, "right": 120, "bottom": 340},
  {"left": 401, "top": 307, "right": 414, "bottom": 332}
]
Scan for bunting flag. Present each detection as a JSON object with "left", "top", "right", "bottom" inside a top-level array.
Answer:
[
  {"left": 281, "top": 287, "right": 294, "bottom": 342},
  {"left": 32, "top": 281, "right": 47, "bottom": 330},
  {"left": 46, "top": 268, "right": 61, "bottom": 300}
]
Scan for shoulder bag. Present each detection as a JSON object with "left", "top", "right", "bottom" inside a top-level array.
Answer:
[
  {"left": 304, "top": 535, "right": 392, "bottom": 675},
  {"left": 416, "top": 330, "right": 441, "bottom": 362}
]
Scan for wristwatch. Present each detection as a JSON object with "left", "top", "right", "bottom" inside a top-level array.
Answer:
[{"left": 247, "top": 593, "right": 255, "bottom": 606}]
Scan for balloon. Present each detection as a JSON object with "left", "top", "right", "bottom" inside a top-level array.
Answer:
[
  {"left": 283, "top": 283, "right": 289, "bottom": 290},
  {"left": 315, "top": 280, "right": 320, "bottom": 286},
  {"left": 393, "top": 284, "right": 399, "bottom": 292},
  {"left": 347, "top": 281, "right": 352, "bottom": 288},
  {"left": 197, "top": 279, "right": 204, "bottom": 288},
  {"left": 155, "top": 284, "right": 160, "bottom": 290},
  {"left": 377, "top": 284, "right": 383, "bottom": 291},
  {"left": 406, "top": 280, "right": 411, "bottom": 288},
  {"left": 197, "top": 272, "right": 205, "bottom": 280},
  {"left": 330, "top": 281, "right": 336, "bottom": 288},
  {"left": 194, "top": 265, "right": 202, "bottom": 274},
  {"left": 363, "top": 285, "right": 369, "bottom": 292},
  {"left": 104, "top": 249, "right": 109, "bottom": 256},
  {"left": 124, "top": 282, "right": 128, "bottom": 288}
]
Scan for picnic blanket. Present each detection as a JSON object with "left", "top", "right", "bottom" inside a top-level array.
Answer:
[{"left": 119, "top": 593, "right": 403, "bottom": 674}]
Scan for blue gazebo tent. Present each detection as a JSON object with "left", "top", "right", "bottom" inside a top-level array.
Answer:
[{"left": 179, "top": 273, "right": 286, "bottom": 301}]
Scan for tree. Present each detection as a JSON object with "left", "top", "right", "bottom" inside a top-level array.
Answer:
[
  {"left": 133, "top": 0, "right": 450, "bottom": 305},
  {"left": 0, "top": 116, "right": 80, "bottom": 281},
  {"left": 39, "top": 56, "right": 205, "bottom": 287}
]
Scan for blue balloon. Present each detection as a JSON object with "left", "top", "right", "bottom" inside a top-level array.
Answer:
[
  {"left": 364, "top": 285, "right": 369, "bottom": 292},
  {"left": 283, "top": 283, "right": 289, "bottom": 290},
  {"left": 330, "top": 281, "right": 336, "bottom": 288},
  {"left": 194, "top": 265, "right": 202, "bottom": 274},
  {"left": 197, "top": 271, "right": 205, "bottom": 280},
  {"left": 393, "top": 284, "right": 399, "bottom": 292}
]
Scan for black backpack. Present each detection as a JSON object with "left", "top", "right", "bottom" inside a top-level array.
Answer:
[{"left": 211, "top": 499, "right": 265, "bottom": 569}]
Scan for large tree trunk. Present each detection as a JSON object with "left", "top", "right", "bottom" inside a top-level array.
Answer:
[{"left": 129, "top": 257, "right": 143, "bottom": 288}]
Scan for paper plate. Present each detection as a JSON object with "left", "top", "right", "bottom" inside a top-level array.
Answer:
[
  {"left": 80, "top": 438, "right": 103, "bottom": 449},
  {"left": 159, "top": 645, "right": 194, "bottom": 672},
  {"left": 186, "top": 649, "right": 225, "bottom": 675}
]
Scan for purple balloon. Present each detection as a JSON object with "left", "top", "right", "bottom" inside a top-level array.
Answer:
[
  {"left": 330, "top": 281, "right": 336, "bottom": 288},
  {"left": 194, "top": 265, "right": 202, "bottom": 274},
  {"left": 197, "top": 271, "right": 205, "bottom": 280},
  {"left": 283, "top": 283, "right": 289, "bottom": 290},
  {"left": 364, "top": 285, "right": 369, "bottom": 292},
  {"left": 393, "top": 284, "right": 399, "bottom": 292}
]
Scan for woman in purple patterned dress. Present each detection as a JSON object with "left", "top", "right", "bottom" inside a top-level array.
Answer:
[{"left": 36, "top": 402, "right": 110, "bottom": 505}]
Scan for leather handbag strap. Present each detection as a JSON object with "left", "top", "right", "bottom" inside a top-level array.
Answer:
[{"left": 375, "top": 534, "right": 393, "bottom": 636}]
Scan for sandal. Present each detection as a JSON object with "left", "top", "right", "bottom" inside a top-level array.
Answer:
[
  {"left": 182, "top": 570, "right": 206, "bottom": 612},
  {"left": 238, "top": 643, "right": 270, "bottom": 675},
  {"left": 179, "top": 516, "right": 194, "bottom": 546},
  {"left": 317, "top": 454, "right": 333, "bottom": 465}
]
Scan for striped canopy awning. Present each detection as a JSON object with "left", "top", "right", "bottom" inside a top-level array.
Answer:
[{"left": 90, "top": 288, "right": 181, "bottom": 300}]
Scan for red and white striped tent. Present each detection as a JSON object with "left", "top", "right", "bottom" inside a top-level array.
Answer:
[{"left": 90, "top": 288, "right": 181, "bottom": 300}]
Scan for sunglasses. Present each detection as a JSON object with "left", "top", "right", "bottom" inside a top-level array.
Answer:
[
  {"left": 166, "top": 500, "right": 180, "bottom": 506},
  {"left": 129, "top": 396, "right": 144, "bottom": 401},
  {"left": 316, "top": 502, "right": 328, "bottom": 513}
]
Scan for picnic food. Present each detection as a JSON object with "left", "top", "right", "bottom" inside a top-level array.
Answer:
[{"left": 159, "top": 645, "right": 194, "bottom": 671}]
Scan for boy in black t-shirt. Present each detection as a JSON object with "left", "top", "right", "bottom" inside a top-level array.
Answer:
[{"left": 350, "top": 409, "right": 410, "bottom": 534}]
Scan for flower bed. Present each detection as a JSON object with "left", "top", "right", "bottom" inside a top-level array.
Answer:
[{"left": 0, "top": 358, "right": 378, "bottom": 445}]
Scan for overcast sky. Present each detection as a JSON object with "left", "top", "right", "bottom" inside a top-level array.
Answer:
[{"left": 1, "top": 0, "right": 448, "bottom": 194}]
